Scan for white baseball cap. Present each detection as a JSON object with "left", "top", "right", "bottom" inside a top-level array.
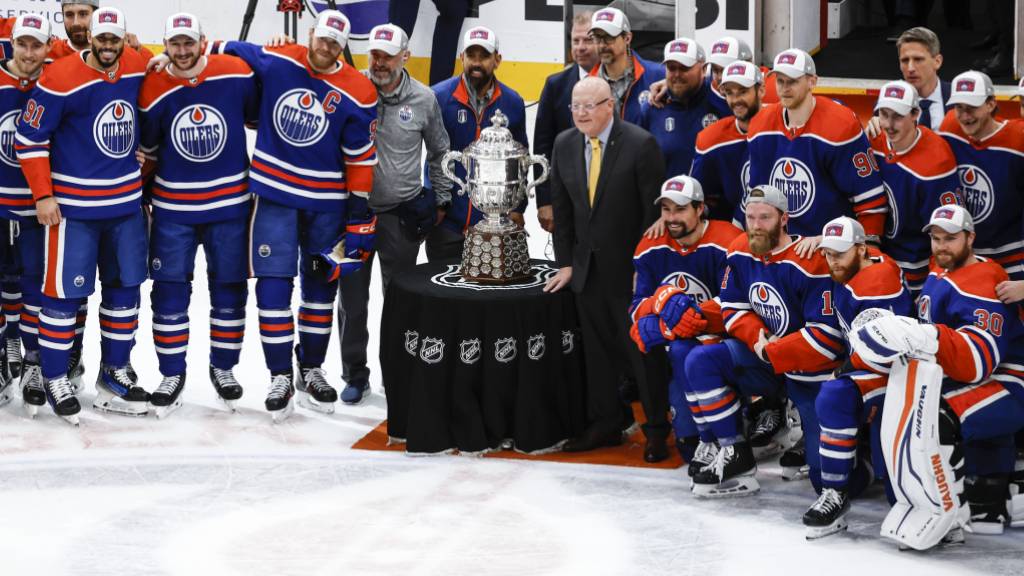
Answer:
[
  {"left": 462, "top": 26, "right": 498, "bottom": 54},
  {"left": 590, "top": 7, "right": 630, "bottom": 37},
  {"left": 745, "top": 185, "right": 788, "bottom": 213},
  {"left": 164, "top": 12, "right": 202, "bottom": 42},
  {"left": 656, "top": 175, "right": 704, "bottom": 206},
  {"left": 875, "top": 80, "right": 919, "bottom": 116},
  {"left": 948, "top": 70, "right": 995, "bottom": 107},
  {"left": 12, "top": 13, "right": 51, "bottom": 43},
  {"left": 772, "top": 49, "right": 815, "bottom": 78},
  {"left": 663, "top": 37, "right": 704, "bottom": 68},
  {"left": 707, "top": 36, "right": 753, "bottom": 68},
  {"left": 61, "top": 0, "right": 99, "bottom": 6},
  {"left": 367, "top": 23, "right": 408, "bottom": 56},
  {"left": 720, "top": 60, "right": 763, "bottom": 88},
  {"left": 91, "top": 7, "right": 126, "bottom": 39},
  {"left": 819, "top": 216, "right": 866, "bottom": 252},
  {"left": 923, "top": 204, "right": 974, "bottom": 233},
  {"left": 314, "top": 10, "right": 350, "bottom": 47}
]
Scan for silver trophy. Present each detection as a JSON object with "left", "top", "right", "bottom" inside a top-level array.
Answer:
[{"left": 443, "top": 109, "right": 549, "bottom": 284}]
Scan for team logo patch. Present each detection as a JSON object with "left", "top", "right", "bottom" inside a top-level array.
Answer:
[
  {"left": 22, "top": 16, "right": 43, "bottom": 30},
  {"left": 374, "top": 29, "right": 393, "bottom": 41},
  {"left": 727, "top": 63, "right": 747, "bottom": 76},
  {"left": 917, "top": 295, "right": 931, "bottom": 323},
  {"left": 404, "top": 330, "right": 419, "bottom": 356},
  {"left": 769, "top": 157, "right": 816, "bottom": 217},
  {"left": 98, "top": 11, "right": 119, "bottom": 24},
  {"left": 955, "top": 79, "right": 976, "bottom": 93},
  {"left": 669, "top": 41, "right": 689, "bottom": 54},
  {"left": 561, "top": 330, "right": 575, "bottom": 354},
  {"left": 258, "top": 244, "right": 271, "bottom": 257},
  {"left": 272, "top": 89, "right": 329, "bottom": 147},
  {"left": 73, "top": 275, "right": 85, "bottom": 288},
  {"left": 665, "top": 180, "right": 685, "bottom": 192},
  {"left": 326, "top": 16, "right": 347, "bottom": 32},
  {"left": 749, "top": 282, "right": 789, "bottom": 335},
  {"left": 595, "top": 10, "right": 615, "bottom": 22},
  {"left": 824, "top": 223, "right": 844, "bottom": 237},
  {"left": 494, "top": 337, "right": 516, "bottom": 363},
  {"left": 171, "top": 105, "right": 227, "bottom": 162},
  {"left": 173, "top": 16, "right": 193, "bottom": 28},
  {"left": 469, "top": 29, "right": 489, "bottom": 40},
  {"left": 92, "top": 100, "right": 135, "bottom": 159},
  {"left": 661, "top": 271, "right": 713, "bottom": 304},
  {"left": 884, "top": 85, "right": 906, "bottom": 99},
  {"left": 883, "top": 183, "right": 898, "bottom": 239},
  {"left": 777, "top": 52, "right": 797, "bottom": 66},
  {"left": 457, "top": 109, "right": 468, "bottom": 124},
  {"left": 664, "top": 117, "right": 675, "bottom": 132},
  {"left": 712, "top": 41, "right": 730, "bottom": 54},
  {"left": 151, "top": 258, "right": 162, "bottom": 271},
  {"left": 638, "top": 90, "right": 651, "bottom": 105},
  {"left": 419, "top": 337, "right": 444, "bottom": 364},
  {"left": 701, "top": 113, "right": 718, "bottom": 128},
  {"left": 0, "top": 110, "right": 20, "bottom": 168},
  {"left": 527, "top": 334, "right": 545, "bottom": 360},
  {"left": 430, "top": 263, "right": 556, "bottom": 291},
  {"left": 398, "top": 105, "right": 413, "bottom": 123},
  {"left": 459, "top": 338, "right": 481, "bottom": 364},
  {"left": 956, "top": 165, "right": 994, "bottom": 224}
]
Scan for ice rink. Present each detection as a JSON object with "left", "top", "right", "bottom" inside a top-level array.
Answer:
[{"left": 1, "top": 106, "right": 1023, "bottom": 576}]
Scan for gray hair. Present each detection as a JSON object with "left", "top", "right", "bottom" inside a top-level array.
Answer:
[
  {"left": 897, "top": 27, "right": 941, "bottom": 56},
  {"left": 573, "top": 10, "right": 594, "bottom": 28}
]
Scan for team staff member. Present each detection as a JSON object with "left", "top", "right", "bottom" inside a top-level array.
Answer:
[{"left": 586, "top": 7, "right": 663, "bottom": 125}]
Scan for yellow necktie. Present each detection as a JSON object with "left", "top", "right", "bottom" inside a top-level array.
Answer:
[{"left": 588, "top": 137, "right": 601, "bottom": 206}]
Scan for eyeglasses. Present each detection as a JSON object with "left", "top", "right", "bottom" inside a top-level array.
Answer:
[
  {"left": 589, "top": 33, "right": 619, "bottom": 46},
  {"left": 569, "top": 98, "right": 610, "bottom": 113}
]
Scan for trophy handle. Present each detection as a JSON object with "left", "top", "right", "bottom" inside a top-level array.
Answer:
[
  {"left": 524, "top": 154, "right": 550, "bottom": 199},
  {"left": 442, "top": 151, "right": 468, "bottom": 196}
]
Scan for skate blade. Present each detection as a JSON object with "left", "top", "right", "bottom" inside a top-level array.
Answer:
[
  {"left": 298, "top": 391, "right": 335, "bottom": 415},
  {"left": 964, "top": 521, "right": 1005, "bottom": 536},
  {"left": 93, "top": 397, "right": 149, "bottom": 417},
  {"left": 781, "top": 465, "right": 810, "bottom": 481},
  {"left": 60, "top": 413, "right": 80, "bottom": 427},
  {"left": 692, "top": 475, "right": 760, "bottom": 498},
  {"left": 0, "top": 386, "right": 13, "bottom": 408},
  {"left": 940, "top": 527, "right": 966, "bottom": 546},
  {"left": 270, "top": 398, "right": 295, "bottom": 423},
  {"left": 152, "top": 400, "right": 183, "bottom": 420},
  {"left": 24, "top": 401, "right": 42, "bottom": 418},
  {"left": 805, "top": 518, "right": 848, "bottom": 540},
  {"left": 218, "top": 397, "right": 239, "bottom": 413}
]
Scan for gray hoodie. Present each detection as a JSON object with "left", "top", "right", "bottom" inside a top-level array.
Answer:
[{"left": 364, "top": 69, "right": 452, "bottom": 212}]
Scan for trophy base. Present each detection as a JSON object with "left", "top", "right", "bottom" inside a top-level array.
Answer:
[{"left": 461, "top": 228, "right": 530, "bottom": 284}]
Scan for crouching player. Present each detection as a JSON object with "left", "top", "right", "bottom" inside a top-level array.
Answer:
[{"left": 851, "top": 205, "right": 1024, "bottom": 548}]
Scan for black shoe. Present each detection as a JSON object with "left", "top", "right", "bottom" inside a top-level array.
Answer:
[
  {"left": 644, "top": 436, "right": 669, "bottom": 463},
  {"left": 563, "top": 425, "right": 622, "bottom": 452},
  {"left": 970, "top": 32, "right": 999, "bottom": 51},
  {"left": 966, "top": 475, "right": 1009, "bottom": 535},
  {"left": 618, "top": 376, "right": 638, "bottom": 404}
]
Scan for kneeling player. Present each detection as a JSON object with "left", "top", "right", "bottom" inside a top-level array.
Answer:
[{"left": 802, "top": 216, "right": 912, "bottom": 539}]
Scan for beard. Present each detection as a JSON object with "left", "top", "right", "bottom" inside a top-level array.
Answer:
[
  {"left": 668, "top": 222, "right": 697, "bottom": 240},
  {"left": 748, "top": 222, "right": 782, "bottom": 256},
  {"left": 829, "top": 259, "right": 862, "bottom": 284},
  {"left": 737, "top": 99, "right": 761, "bottom": 122},
  {"left": 68, "top": 26, "right": 89, "bottom": 47},
  {"left": 171, "top": 53, "right": 201, "bottom": 72},
  {"left": 935, "top": 244, "right": 971, "bottom": 270},
  {"left": 91, "top": 43, "right": 124, "bottom": 69},
  {"left": 465, "top": 66, "right": 494, "bottom": 92},
  {"left": 371, "top": 67, "right": 401, "bottom": 88}
]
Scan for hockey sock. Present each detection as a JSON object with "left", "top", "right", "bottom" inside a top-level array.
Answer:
[
  {"left": 209, "top": 280, "right": 247, "bottom": 370},
  {"left": 3, "top": 277, "right": 21, "bottom": 343},
  {"left": 151, "top": 280, "right": 191, "bottom": 377},
  {"left": 816, "top": 377, "right": 861, "bottom": 490},
  {"left": 789, "top": 379, "right": 824, "bottom": 491},
  {"left": 17, "top": 275, "right": 39, "bottom": 353},
  {"left": 295, "top": 272, "right": 336, "bottom": 368},
  {"left": 684, "top": 343, "right": 744, "bottom": 445},
  {"left": 73, "top": 299, "right": 87, "bottom": 353},
  {"left": 256, "top": 277, "right": 294, "bottom": 374},
  {"left": 99, "top": 285, "right": 139, "bottom": 368},
  {"left": 668, "top": 339, "right": 703, "bottom": 441},
  {"left": 38, "top": 295, "right": 78, "bottom": 380}
]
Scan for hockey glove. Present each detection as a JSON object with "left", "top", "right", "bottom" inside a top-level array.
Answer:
[
  {"left": 310, "top": 238, "right": 364, "bottom": 282},
  {"left": 851, "top": 314, "right": 938, "bottom": 365},
  {"left": 654, "top": 291, "right": 707, "bottom": 339},
  {"left": 630, "top": 315, "right": 671, "bottom": 354},
  {"left": 344, "top": 214, "right": 377, "bottom": 261}
]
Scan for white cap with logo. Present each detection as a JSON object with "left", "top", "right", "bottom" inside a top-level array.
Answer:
[
  {"left": 656, "top": 175, "right": 704, "bottom": 207},
  {"left": 819, "top": 216, "right": 866, "bottom": 252},
  {"left": 367, "top": 23, "right": 409, "bottom": 56},
  {"left": 923, "top": 204, "right": 974, "bottom": 233},
  {"left": 92, "top": 7, "right": 126, "bottom": 39},
  {"left": 663, "top": 37, "right": 704, "bottom": 68},
  {"left": 164, "top": 12, "right": 202, "bottom": 42},
  {"left": 745, "top": 185, "right": 788, "bottom": 213},
  {"left": 875, "top": 80, "right": 919, "bottom": 116},
  {"left": 772, "top": 49, "right": 815, "bottom": 78},
  {"left": 948, "top": 70, "right": 995, "bottom": 107},
  {"left": 462, "top": 26, "right": 498, "bottom": 54},
  {"left": 707, "top": 36, "right": 753, "bottom": 68},
  {"left": 720, "top": 60, "right": 763, "bottom": 88},
  {"left": 314, "top": 10, "right": 350, "bottom": 47},
  {"left": 590, "top": 7, "right": 630, "bottom": 37},
  {"left": 12, "top": 13, "right": 51, "bottom": 43}
]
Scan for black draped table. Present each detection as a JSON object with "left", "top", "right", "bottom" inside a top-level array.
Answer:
[{"left": 381, "top": 260, "right": 586, "bottom": 454}]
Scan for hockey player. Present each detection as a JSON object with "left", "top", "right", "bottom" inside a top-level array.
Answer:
[
  {"left": 16, "top": 7, "right": 151, "bottom": 424},
  {"left": 138, "top": 13, "right": 259, "bottom": 418},
  {"left": 802, "top": 216, "right": 913, "bottom": 539},
  {"left": 690, "top": 60, "right": 764, "bottom": 226},
  {"left": 637, "top": 38, "right": 720, "bottom": 178},
  {"left": 704, "top": 36, "right": 778, "bottom": 115},
  {"left": 201, "top": 10, "right": 377, "bottom": 421},
  {"left": 684, "top": 185, "right": 844, "bottom": 497},
  {"left": 870, "top": 80, "right": 961, "bottom": 296},
  {"left": 938, "top": 70, "right": 1024, "bottom": 281},
  {"left": 747, "top": 49, "right": 887, "bottom": 254},
  {"left": 629, "top": 175, "right": 741, "bottom": 462},
  {"left": 852, "top": 204, "right": 1024, "bottom": 538}
]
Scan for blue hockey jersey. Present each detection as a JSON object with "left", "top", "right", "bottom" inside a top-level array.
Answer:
[
  {"left": 691, "top": 116, "right": 749, "bottom": 227},
  {"left": 747, "top": 96, "right": 887, "bottom": 238},
  {"left": 638, "top": 80, "right": 721, "bottom": 178},
  {"left": 139, "top": 55, "right": 259, "bottom": 224},
  {"left": 0, "top": 61, "right": 37, "bottom": 220}
]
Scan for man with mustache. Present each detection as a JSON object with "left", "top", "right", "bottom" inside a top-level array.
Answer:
[
  {"left": 586, "top": 7, "right": 663, "bottom": 126},
  {"left": 428, "top": 26, "right": 528, "bottom": 263},
  {"left": 334, "top": 23, "right": 451, "bottom": 405},
  {"left": 0, "top": 1, "right": 147, "bottom": 60},
  {"left": 683, "top": 185, "right": 843, "bottom": 496},
  {"left": 17, "top": 7, "right": 152, "bottom": 424}
]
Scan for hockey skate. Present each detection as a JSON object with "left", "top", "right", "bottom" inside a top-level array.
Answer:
[
  {"left": 692, "top": 442, "right": 759, "bottom": 498},
  {"left": 780, "top": 444, "right": 810, "bottom": 480},
  {"left": 5, "top": 336, "right": 21, "bottom": 387},
  {"left": 803, "top": 488, "right": 850, "bottom": 540},
  {"left": 209, "top": 366, "right": 244, "bottom": 412},
  {"left": 93, "top": 365, "right": 149, "bottom": 417},
  {"left": 747, "top": 400, "right": 788, "bottom": 460},
  {"left": 0, "top": 366, "right": 10, "bottom": 409},
  {"left": 297, "top": 366, "right": 337, "bottom": 415},
  {"left": 265, "top": 371, "right": 295, "bottom": 423},
  {"left": 1011, "top": 461, "right": 1024, "bottom": 528},
  {"left": 964, "top": 476, "right": 1010, "bottom": 535},
  {"left": 67, "top": 347, "right": 85, "bottom": 394},
  {"left": 45, "top": 374, "right": 80, "bottom": 426},
  {"left": 687, "top": 440, "right": 720, "bottom": 489},
  {"left": 20, "top": 360, "right": 45, "bottom": 418},
  {"left": 149, "top": 374, "right": 185, "bottom": 419}
]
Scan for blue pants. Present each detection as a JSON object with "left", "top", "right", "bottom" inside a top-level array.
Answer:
[
  {"left": 667, "top": 338, "right": 702, "bottom": 441},
  {"left": 42, "top": 211, "right": 148, "bottom": 299},
  {"left": 944, "top": 379, "right": 1024, "bottom": 476},
  {"left": 815, "top": 374, "right": 884, "bottom": 496}
]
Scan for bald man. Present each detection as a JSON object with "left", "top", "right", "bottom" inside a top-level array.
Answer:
[{"left": 545, "top": 77, "right": 667, "bottom": 456}]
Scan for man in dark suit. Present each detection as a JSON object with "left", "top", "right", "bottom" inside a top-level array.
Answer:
[
  {"left": 544, "top": 77, "right": 666, "bottom": 456},
  {"left": 896, "top": 27, "right": 951, "bottom": 130},
  {"left": 533, "top": 10, "right": 598, "bottom": 232}
]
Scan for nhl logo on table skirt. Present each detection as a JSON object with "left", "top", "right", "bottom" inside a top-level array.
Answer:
[
  {"left": 93, "top": 100, "right": 136, "bottom": 159},
  {"left": 273, "top": 89, "right": 329, "bottom": 147},
  {"left": 956, "top": 165, "right": 994, "bottom": 224},
  {"left": 527, "top": 334, "right": 545, "bottom": 360},
  {"left": 404, "top": 330, "right": 419, "bottom": 356},
  {"left": 561, "top": 330, "right": 575, "bottom": 354},
  {"left": 749, "top": 282, "right": 789, "bottom": 335},
  {"left": 769, "top": 157, "right": 816, "bottom": 217},
  {"left": 459, "top": 338, "right": 481, "bottom": 364},
  {"left": 419, "top": 337, "right": 445, "bottom": 364},
  {"left": 0, "top": 110, "right": 20, "bottom": 167},
  {"left": 171, "top": 105, "right": 228, "bottom": 162},
  {"left": 494, "top": 337, "right": 516, "bottom": 363}
]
